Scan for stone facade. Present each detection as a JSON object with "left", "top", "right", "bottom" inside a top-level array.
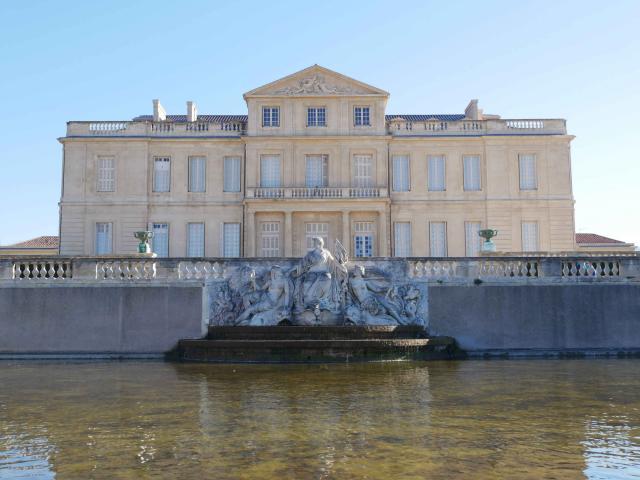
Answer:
[{"left": 59, "top": 65, "right": 576, "bottom": 258}]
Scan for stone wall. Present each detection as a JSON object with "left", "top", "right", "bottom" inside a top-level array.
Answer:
[{"left": 0, "top": 285, "right": 206, "bottom": 355}]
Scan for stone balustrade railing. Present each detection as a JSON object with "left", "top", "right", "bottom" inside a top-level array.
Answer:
[
  {"left": 388, "top": 118, "right": 566, "bottom": 136},
  {"left": 1, "top": 254, "right": 638, "bottom": 284},
  {"left": 246, "top": 186, "right": 388, "bottom": 199},
  {"left": 67, "top": 121, "right": 246, "bottom": 137}
]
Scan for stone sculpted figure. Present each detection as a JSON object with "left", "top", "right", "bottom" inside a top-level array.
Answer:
[
  {"left": 345, "top": 265, "right": 404, "bottom": 325},
  {"left": 235, "top": 266, "right": 292, "bottom": 326},
  {"left": 290, "top": 237, "right": 348, "bottom": 319}
]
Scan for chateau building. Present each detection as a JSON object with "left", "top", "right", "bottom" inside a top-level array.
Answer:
[{"left": 58, "top": 65, "right": 576, "bottom": 258}]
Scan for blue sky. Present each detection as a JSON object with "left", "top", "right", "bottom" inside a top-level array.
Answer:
[{"left": 1, "top": 0, "right": 638, "bottom": 247}]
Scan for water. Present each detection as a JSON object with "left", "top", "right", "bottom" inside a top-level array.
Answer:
[{"left": 0, "top": 360, "right": 639, "bottom": 479}]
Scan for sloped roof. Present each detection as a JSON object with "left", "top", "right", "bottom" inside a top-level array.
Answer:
[
  {"left": 386, "top": 114, "right": 465, "bottom": 122},
  {"left": 132, "top": 114, "right": 247, "bottom": 122},
  {"left": 576, "top": 233, "right": 627, "bottom": 245},
  {"left": 2, "top": 235, "right": 59, "bottom": 249}
]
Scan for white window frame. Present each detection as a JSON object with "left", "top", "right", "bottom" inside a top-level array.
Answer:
[
  {"left": 354, "top": 106, "right": 371, "bottom": 126},
  {"left": 465, "top": 221, "right": 482, "bottom": 257},
  {"left": 463, "top": 155, "right": 481, "bottom": 191},
  {"left": 152, "top": 223, "right": 169, "bottom": 257},
  {"left": 222, "top": 223, "right": 241, "bottom": 257},
  {"left": 188, "top": 156, "right": 206, "bottom": 193},
  {"left": 307, "top": 107, "right": 326, "bottom": 127},
  {"left": 394, "top": 222, "right": 412, "bottom": 257},
  {"left": 429, "top": 222, "right": 448, "bottom": 257},
  {"left": 354, "top": 221, "right": 374, "bottom": 258},
  {"left": 305, "top": 155, "right": 329, "bottom": 187},
  {"left": 521, "top": 222, "right": 539, "bottom": 252},
  {"left": 305, "top": 223, "right": 329, "bottom": 251},
  {"left": 519, "top": 154, "right": 537, "bottom": 190},
  {"left": 223, "top": 156, "right": 241, "bottom": 192},
  {"left": 95, "top": 222, "right": 113, "bottom": 255},
  {"left": 260, "top": 222, "right": 280, "bottom": 257},
  {"left": 352, "top": 154, "right": 373, "bottom": 188},
  {"left": 153, "top": 157, "right": 171, "bottom": 192},
  {"left": 392, "top": 155, "right": 410, "bottom": 192},
  {"left": 187, "top": 223, "right": 205, "bottom": 257},
  {"left": 96, "top": 156, "right": 115, "bottom": 192},
  {"left": 428, "top": 155, "right": 446, "bottom": 191},
  {"left": 262, "top": 106, "right": 280, "bottom": 127},
  {"left": 260, "top": 155, "right": 281, "bottom": 188}
]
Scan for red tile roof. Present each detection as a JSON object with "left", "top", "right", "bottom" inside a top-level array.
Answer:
[
  {"left": 2, "top": 235, "right": 59, "bottom": 249},
  {"left": 576, "top": 233, "right": 627, "bottom": 245}
]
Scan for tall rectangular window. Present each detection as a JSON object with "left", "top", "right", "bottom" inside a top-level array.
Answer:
[
  {"left": 305, "top": 155, "right": 328, "bottom": 187},
  {"left": 187, "top": 223, "right": 205, "bottom": 257},
  {"left": 260, "top": 222, "right": 280, "bottom": 257},
  {"left": 262, "top": 107, "right": 279, "bottom": 127},
  {"left": 465, "top": 222, "right": 482, "bottom": 257},
  {"left": 152, "top": 223, "right": 169, "bottom": 257},
  {"left": 429, "top": 222, "right": 447, "bottom": 257},
  {"left": 428, "top": 155, "right": 446, "bottom": 191},
  {"left": 392, "top": 155, "right": 410, "bottom": 192},
  {"left": 307, "top": 107, "right": 326, "bottom": 127},
  {"left": 354, "top": 106, "right": 370, "bottom": 126},
  {"left": 95, "top": 222, "right": 112, "bottom": 255},
  {"left": 260, "top": 155, "right": 281, "bottom": 187},
  {"left": 353, "top": 155, "right": 373, "bottom": 187},
  {"left": 522, "top": 222, "right": 539, "bottom": 252},
  {"left": 223, "top": 157, "right": 241, "bottom": 192},
  {"left": 153, "top": 157, "right": 171, "bottom": 192},
  {"left": 354, "top": 221, "right": 374, "bottom": 257},
  {"left": 188, "top": 156, "right": 206, "bottom": 192},
  {"left": 305, "top": 223, "right": 329, "bottom": 251},
  {"left": 97, "top": 156, "right": 115, "bottom": 192},
  {"left": 223, "top": 223, "right": 241, "bottom": 257},
  {"left": 394, "top": 222, "right": 411, "bottom": 257},
  {"left": 463, "top": 155, "right": 481, "bottom": 191},
  {"left": 519, "top": 154, "right": 537, "bottom": 190}
]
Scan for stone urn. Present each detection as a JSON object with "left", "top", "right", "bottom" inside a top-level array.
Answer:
[
  {"left": 479, "top": 229, "right": 498, "bottom": 253},
  {"left": 134, "top": 231, "right": 154, "bottom": 254}
]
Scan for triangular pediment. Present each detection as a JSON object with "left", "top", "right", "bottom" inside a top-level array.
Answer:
[{"left": 244, "top": 65, "right": 389, "bottom": 98}]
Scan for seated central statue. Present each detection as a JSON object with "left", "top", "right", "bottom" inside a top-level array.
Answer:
[{"left": 290, "top": 237, "right": 348, "bottom": 319}]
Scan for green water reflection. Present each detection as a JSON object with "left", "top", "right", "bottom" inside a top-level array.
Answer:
[{"left": 1, "top": 360, "right": 639, "bottom": 479}]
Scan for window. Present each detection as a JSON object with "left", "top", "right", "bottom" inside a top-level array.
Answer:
[
  {"left": 153, "top": 157, "right": 171, "bottom": 192},
  {"left": 429, "top": 222, "right": 447, "bottom": 257},
  {"left": 394, "top": 222, "right": 411, "bottom": 257},
  {"left": 260, "top": 222, "right": 280, "bottom": 257},
  {"left": 519, "top": 154, "right": 537, "bottom": 190},
  {"left": 465, "top": 222, "right": 482, "bottom": 257},
  {"left": 354, "top": 221, "right": 374, "bottom": 257},
  {"left": 95, "top": 222, "right": 112, "bottom": 255},
  {"left": 307, "top": 107, "right": 326, "bottom": 127},
  {"left": 188, "top": 156, "right": 206, "bottom": 192},
  {"left": 522, "top": 222, "right": 539, "bottom": 252},
  {"left": 305, "top": 155, "right": 328, "bottom": 187},
  {"left": 262, "top": 107, "right": 279, "bottom": 127},
  {"left": 152, "top": 223, "right": 169, "bottom": 257},
  {"left": 392, "top": 155, "right": 410, "bottom": 192},
  {"left": 97, "top": 156, "right": 115, "bottom": 192},
  {"left": 354, "top": 106, "right": 370, "bottom": 126},
  {"left": 305, "top": 223, "right": 328, "bottom": 251},
  {"left": 353, "top": 155, "right": 373, "bottom": 187},
  {"left": 222, "top": 223, "right": 241, "bottom": 257},
  {"left": 260, "top": 155, "right": 281, "bottom": 187},
  {"left": 223, "top": 157, "right": 241, "bottom": 192},
  {"left": 428, "top": 155, "right": 446, "bottom": 191},
  {"left": 463, "top": 155, "right": 481, "bottom": 191},
  {"left": 187, "top": 223, "right": 205, "bottom": 257}
]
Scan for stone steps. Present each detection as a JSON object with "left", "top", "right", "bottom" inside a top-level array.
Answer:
[{"left": 177, "top": 326, "right": 458, "bottom": 363}]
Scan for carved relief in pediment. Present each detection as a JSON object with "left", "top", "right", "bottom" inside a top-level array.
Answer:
[{"left": 272, "top": 75, "right": 369, "bottom": 96}]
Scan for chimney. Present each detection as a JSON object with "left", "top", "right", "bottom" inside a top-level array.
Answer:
[
  {"left": 187, "top": 101, "right": 198, "bottom": 122},
  {"left": 153, "top": 99, "right": 166, "bottom": 121},
  {"left": 464, "top": 99, "right": 480, "bottom": 120}
]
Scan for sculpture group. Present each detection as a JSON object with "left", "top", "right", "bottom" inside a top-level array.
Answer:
[{"left": 210, "top": 237, "right": 425, "bottom": 327}]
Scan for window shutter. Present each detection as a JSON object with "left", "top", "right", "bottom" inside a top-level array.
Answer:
[
  {"left": 522, "top": 222, "right": 539, "bottom": 252},
  {"left": 392, "top": 156, "right": 409, "bottom": 192},
  {"left": 153, "top": 157, "right": 171, "bottom": 192},
  {"left": 152, "top": 223, "right": 169, "bottom": 257},
  {"left": 224, "top": 157, "right": 241, "bottom": 192},
  {"left": 187, "top": 223, "right": 205, "bottom": 257},
  {"left": 305, "top": 155, "right": 328, "bottom": 187},
  {"left": 428, "top": 156, "right": 446, "bottom": 191},
  {"left": 260, "top": 156, "right": 281, "bottom": 187},
  {"left": 519, "top": 154, "right": 537, "bottom": 190},
  {"left": 429, "top": 222, "right": 447, "bottom": 257},
  {"left": 189, "top": 157, "right": 206, "bottom": 192},
  {"left": 95, "top": 222, "right": 113, "bottom": 254},
  {"left": 394, "top": 222, "right": 411, "bottom": 257},
  {"left": 463, "top": 155, "right": 480, "bottom": 191},
  {"left": 353, "top": 155, "right": 372, "bottom": 187},
  {"left": 465, "top": 222, "right": 482, "bottom": 256},
  {"left": 97, "top": 157, "right": 115, "bottom": 192}
]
